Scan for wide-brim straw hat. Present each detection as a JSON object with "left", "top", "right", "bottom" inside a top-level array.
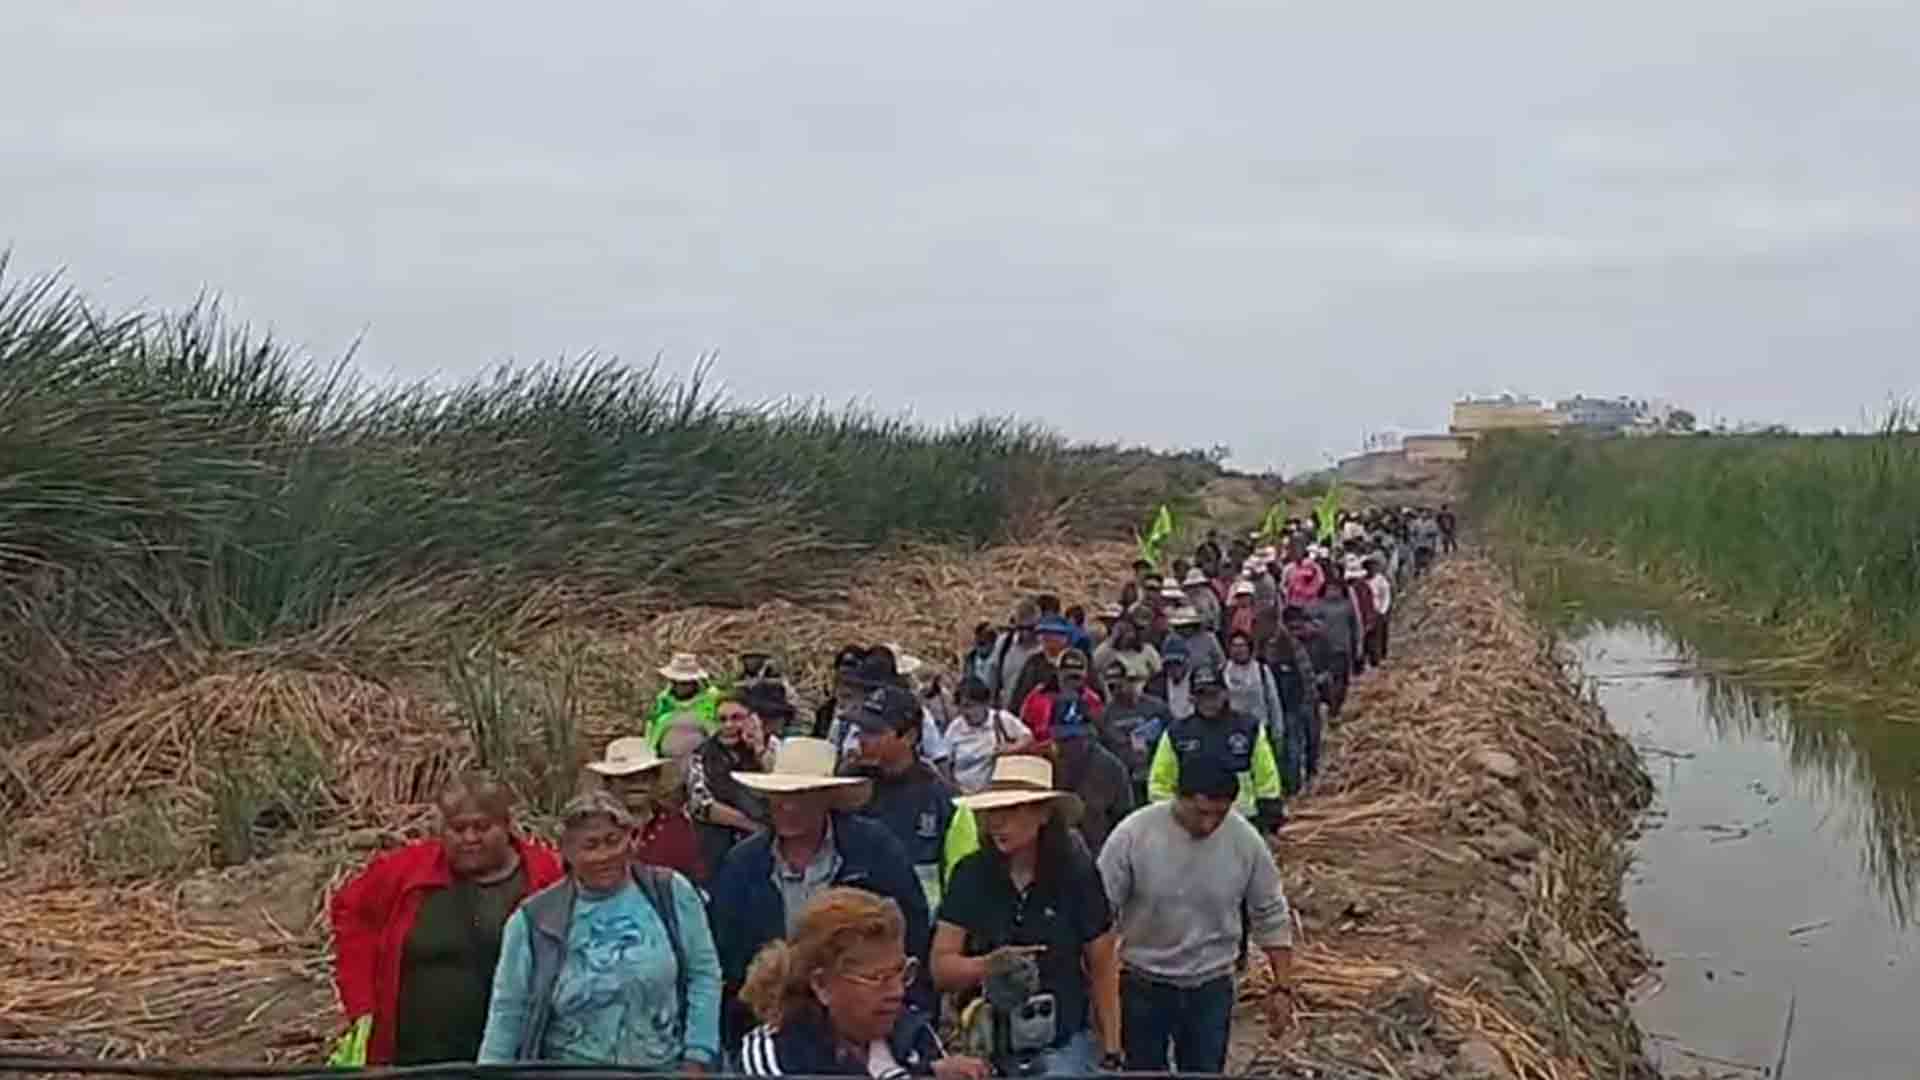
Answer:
[
  {"left": 1181, "top": 568, "right": 1209, "bottom": 587},
  {"left": 732, "top": 736, "right": 869, "bottom": 794},
  {"left": 587, "top": 736, "right": 672, "bottom": 777},
  {"left": 657, "top": 652, "right": 709, "bottom": 682},
  {"left": 953, "top": 755, "right": 1084, "bottom": 822}
]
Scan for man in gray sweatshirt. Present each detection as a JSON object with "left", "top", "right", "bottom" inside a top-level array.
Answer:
[{"left": 1097, "top": 756, "right": 1294, "bottom": 1073}]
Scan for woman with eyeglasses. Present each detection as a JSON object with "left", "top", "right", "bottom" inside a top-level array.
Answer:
[{"left": 739, "top": 889, "right": 988, "bottom": 1080}]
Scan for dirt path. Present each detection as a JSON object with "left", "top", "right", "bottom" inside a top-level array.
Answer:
[{"left": 1224, "top": 557, "right": 1657, "bottom": 1080}]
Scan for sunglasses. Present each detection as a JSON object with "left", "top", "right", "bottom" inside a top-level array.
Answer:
[{"left": 840, "top": 955, "right": 919, "bottom": 988}]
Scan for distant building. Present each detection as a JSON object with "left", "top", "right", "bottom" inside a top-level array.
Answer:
[
  {"left": 1450, "top": 396, "right": 1561, "bottom": 437},
  {"left": 1555, "top": 396, "right": 1648, "bottom": 432},
  {"left": 1404, "top": 433, "right": 1471, "bottom": 464}
]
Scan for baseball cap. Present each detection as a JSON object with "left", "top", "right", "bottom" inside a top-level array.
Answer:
[
  {"left": 1101, "top": 659, "right": 1129, "bottom": 682},
  {"left": 1037, "top": 615, "right": 1075, "bottom": 637},
  {"left": 1058, "top": 649, "right": 1089, "bottom": 674},
  {"left": 1162, "top": 638, "right": 1190, "bottom": 664},
  {"left": 854, "top": 685, "right": 921, "bottom": 734},
  {"left": 1189, "top": 665, "right": 1225, "bottom": 692}
]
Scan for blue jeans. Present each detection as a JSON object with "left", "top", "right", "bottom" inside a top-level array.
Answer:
[
  {"left": 1121, "top": 971, "right": 1234, "bottom": 1074},
  {"left": 1036, "top": 1029, "right": 1098, "bottom": 1077}
]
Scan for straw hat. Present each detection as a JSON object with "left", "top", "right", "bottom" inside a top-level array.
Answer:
[
  {"left": 1169, "top": 605, "right": 1203, "bottom": 627},
  {"left": 1344, "top": 554, "right": 1368, "bottom": 580},
  {"left": 657, "top": 653, "right": 709, "bottom": 682},
  {"left": 1229, "top": 578, "right": 1256, "bottom": 599},
  {"left": 953, "top": 755, "right": 1082, "bottom": 819},
  {"left": 587, "top": 736, "right": 671, "bottom": 777},
  {"left": 1181, "top": 568, "right": 1208, "bottom": 587},
  {"left": 1158, "top": 583, "right": 1187, "bottom": 602},
  {"left": 732, "top": 736, "right": 868, "bottom": 793}
]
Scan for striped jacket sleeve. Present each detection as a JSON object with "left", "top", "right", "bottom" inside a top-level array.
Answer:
[{"left": 740, "top": 1025, "right": 783, "bottom": 1076}]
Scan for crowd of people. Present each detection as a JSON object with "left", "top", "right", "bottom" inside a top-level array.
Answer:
[{"left": 330, "top": 505, "right": 1455, "bottom": 1077}]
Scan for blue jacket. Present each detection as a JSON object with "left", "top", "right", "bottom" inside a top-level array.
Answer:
[{"left": 707, "top": 811, "right": 933, "bottom": 1043}]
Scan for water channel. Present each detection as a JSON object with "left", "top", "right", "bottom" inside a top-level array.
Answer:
[{"left": 1515, "top": 556, "right": 1920, "bottom": 1078}]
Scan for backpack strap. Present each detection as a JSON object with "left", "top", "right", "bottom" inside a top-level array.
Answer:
[{"left": 632, "top": 865, "right": 689, "bottom": 1044}]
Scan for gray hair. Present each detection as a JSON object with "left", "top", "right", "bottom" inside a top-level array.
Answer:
[
  {"left": 558, "top": 790, "right": 634, "bottom": 835},
  {"left": 438, "top": 771, "right": 516, "bottom": 822}
]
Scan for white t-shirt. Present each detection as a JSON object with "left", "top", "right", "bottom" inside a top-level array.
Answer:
[{"left": 944, "top": 709, "right": 1032, "bottom": 793}]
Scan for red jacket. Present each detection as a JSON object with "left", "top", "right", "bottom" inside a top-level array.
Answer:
[
  {"left": 1019, "top": 686, "right": 1104, "bottom": 745},
  {"left": 328, "top": 836, "right": 563, "bottom": 1065}
]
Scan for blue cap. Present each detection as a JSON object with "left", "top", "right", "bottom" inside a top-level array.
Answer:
[
  {"left": 854, "top": 686, "right": 920, "bottom": 734},
  {"left": 1162, "top": 637, "right": 1190, "bottom": 662},
  {"left": 1036, "top": 615, "right": 1075, "bottom": 637}
]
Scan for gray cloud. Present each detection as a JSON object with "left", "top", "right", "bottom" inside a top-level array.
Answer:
[{"left": 5, "top": 0, "right": 1916, "bottom": 469}]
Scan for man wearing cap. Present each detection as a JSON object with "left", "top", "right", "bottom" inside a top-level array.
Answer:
[
  {"left": 1006, "top": 614, "right": 1076, "bottom": 721},
  {"left": 1098, "top": 658, "right": 1172, "bottom": 807},
  {"left": 1146, "top": 637, "right": 1194, "bottom": 720},
  {"left": 1146, "top": 665, "right": 1285, "bottom": 835},
  {"left": 1050, "top": 693, "right": 1135, "bottom": 853},
  {"left": 1018, "top": 648, "right": 1104, "bottom": 750},
  {"left": 1100, "top": 757, "right": 1294, "bottom": 1074},
  {"left": 706, "top": 736, "right": 934, "bottom": 1047},
  {"left": 648, "top": 653, "right": 723, "bottom": 755},
  {"left": 849, "top": 686, "right": 962, "bottom": 909},
  {"left": 823, "top": 649, "right": 950, "bottom": 772},
  {"left": 590, "top": 737, "right": 706, "bottom": 883}
]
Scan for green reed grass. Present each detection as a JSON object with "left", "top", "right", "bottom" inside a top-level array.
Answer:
[
  {"left": 0, "top": 267, "right": 1215, "bottom": 737},
  {"left": 1468, "top": 425, "right": 1920, "bottom": 666}
]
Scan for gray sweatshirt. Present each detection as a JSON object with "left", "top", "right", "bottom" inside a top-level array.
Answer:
[{"left": 1097, "top": 801, "right": 1292, "bottom": 985}]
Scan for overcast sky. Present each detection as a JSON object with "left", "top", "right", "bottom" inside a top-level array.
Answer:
[{"left": 5, "top": 2, "right": 1917, "bottom": 470}]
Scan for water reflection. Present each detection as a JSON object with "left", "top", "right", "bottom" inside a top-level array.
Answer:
[{"left": 1507, "top": 552, "right": 1920, "bottom": 926}]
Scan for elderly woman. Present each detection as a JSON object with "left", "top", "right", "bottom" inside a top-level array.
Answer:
[
  {"left": 478, "top": 792, "right": 722, "bottom": 1071},
  {"left": 329, "top": 774, "right": 564, "bottom": 1066},
  {"left": 933, "top": 758, "right": 1122, "bottom": 1076},
  {"left": 740, "top": 889, "right": 989, "bottom": 1080}
]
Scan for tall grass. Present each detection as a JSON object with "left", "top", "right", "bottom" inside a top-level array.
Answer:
[
  {"left": 1468, "top": 424, "right": 1920, "bottom": 667},
  {"left": 0, "top": 268, "right": 1216, "bottom": 737}
]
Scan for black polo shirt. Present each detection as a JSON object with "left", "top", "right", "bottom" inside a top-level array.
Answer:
[{"left": 936, "top": 844, "right": 1113, "bottom": 1042}]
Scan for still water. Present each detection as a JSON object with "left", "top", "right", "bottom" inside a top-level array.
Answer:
[{"left": 1527, "top": 559, "right": 1920, "bottom": 1078}]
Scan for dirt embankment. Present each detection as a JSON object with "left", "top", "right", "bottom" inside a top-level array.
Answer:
[
  {"left": 1247, "top": 558, "right": 1655, "bottom": 1080},
  {"left": 0, "top": 548, "right": 1653, "bottom": 1079}
]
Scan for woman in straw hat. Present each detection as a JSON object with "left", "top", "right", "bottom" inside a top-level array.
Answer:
[
  {"left": 590, "top": 736, "right": 705, "bottom": 884},
  {"left": 706, "top": 736, "right": 935, "bottom": 1048},
  {"left": 932, "top": 757, "right": 1122, "bottom": 1076},
  {"left": 739, "top": 888, "right": 988, "bottom": 1080},
  {"left": 648, "top": 653, "right": 722, "bottom": 756}
]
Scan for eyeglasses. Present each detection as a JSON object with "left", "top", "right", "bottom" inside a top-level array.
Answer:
[{"left": 839, "top": 955, "right": 918, "bottom": 989}]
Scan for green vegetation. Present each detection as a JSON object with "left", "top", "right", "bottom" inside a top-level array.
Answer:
[
  {"left": 0, "top": 268, "right": 1216, "bottom": 738},
  {"left": 1468, "top": 426, "right": 1920, "bottom": 671}
]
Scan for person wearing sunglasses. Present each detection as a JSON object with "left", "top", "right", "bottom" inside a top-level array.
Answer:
[{"left": 739, "top": 889, "right": 987, "bottom": 1080}]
